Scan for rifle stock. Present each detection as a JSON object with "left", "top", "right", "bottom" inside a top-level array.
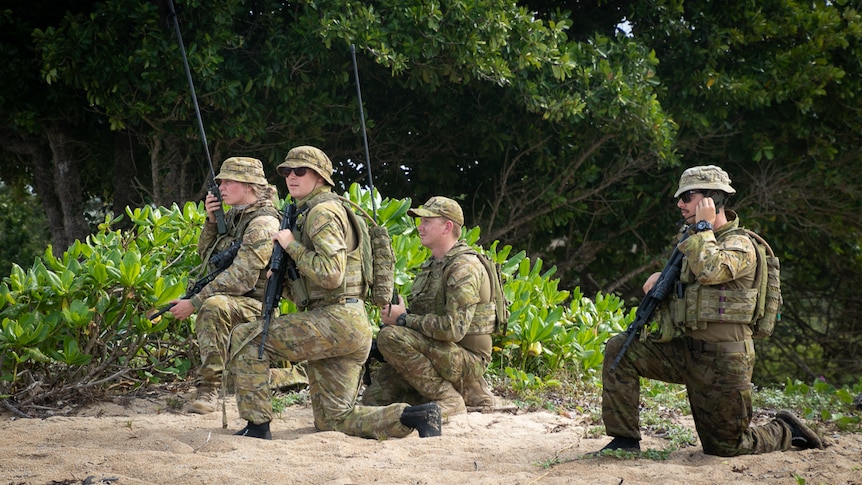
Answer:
[{"left": 609, "top": 231, "right": 690, "bottom": 372}]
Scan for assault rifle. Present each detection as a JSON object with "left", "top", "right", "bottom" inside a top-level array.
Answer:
[
  {"left": 609, "top": 231, "right": 691, "bottom": 372},
  {"left": 168, "top": 0, "right": 226, "bottom": 235},
  {"left": 149, "top": 240, "right": 241, "bottom": 321},
  {"left": 258, "top": 202, "right": 307, "bottom": 358}
]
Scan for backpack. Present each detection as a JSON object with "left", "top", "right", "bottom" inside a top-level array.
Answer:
[
  {"left": 481, "top": 251, "right": 511, "bottom": 337},
  {"left": 336, "top": 196, "right": 396, "bottom": 307},
  {"left": 743, "top": 229, "right": 782, "bottom": 338},
  {"left": 446, "top": 246, "right": 510, "bottom": 336}
]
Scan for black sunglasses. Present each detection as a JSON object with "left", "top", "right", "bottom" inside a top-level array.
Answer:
[
  {"left": 282, "top": 166, "right": 309, "bottom": 177},
  {"left": 678, "top": 190, "right": 706, "bottom": 203}
]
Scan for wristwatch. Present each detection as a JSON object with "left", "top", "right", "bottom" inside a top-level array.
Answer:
[
  {"left": 395, "top": 313, "right": 408, "bottom": 327},
  {"left": 694, "top": 220, "right": 713, "bottom": 233}
]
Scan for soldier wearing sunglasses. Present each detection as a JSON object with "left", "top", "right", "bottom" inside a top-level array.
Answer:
[
  {"left": 228, "top": 146, "right": 440, "bottom": 440},
  {"left": 596, "top": 165, "right": 823, "bottom": 456}
]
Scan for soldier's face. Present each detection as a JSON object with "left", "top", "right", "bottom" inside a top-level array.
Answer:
[
  {"left": 286, "top": 168, "right": 323, "bottom": 200},
  {"left": 677, "top": 189, "right": 706, "bottom": 223},
  {"left": 218, "top": 179, "right": 253, "bottom": 206},
  {"left": 417, "top": 217, "right": 449, "bottom": 249}
]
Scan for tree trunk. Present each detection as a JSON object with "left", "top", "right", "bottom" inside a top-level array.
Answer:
[
  {"left": 111, "top": 130, "right": 142, "bottom": 219},
  {"left": 45, "top": 124, "right": 89, "bottom": 254},
  {"left": 6, "top": 134, "right": 67, "bottom": 257}
]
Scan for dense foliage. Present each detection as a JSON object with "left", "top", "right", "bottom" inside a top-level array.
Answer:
[
  {"left": 0, "top": 187, "right": 631, "bottom": 414},
  {"left": 1, "top": 1, "right": 860, "bottom": 386}
]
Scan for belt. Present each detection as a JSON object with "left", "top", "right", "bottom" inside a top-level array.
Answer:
[{"left": 687, "top": 338, "right": 754, "bottom": 354}]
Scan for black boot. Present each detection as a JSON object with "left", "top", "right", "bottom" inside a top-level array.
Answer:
[
  {"left": 775, "top": 410, "right": 823, "bottom": 450},
  {"left": 400, "top": 402, "right": 442, "bottom": 438},
  {"left": 235, "top": 420, "right": 272, "bottom": 440},
  {"left": 599, "top": 436, "right": 640, "bottom": 452}
]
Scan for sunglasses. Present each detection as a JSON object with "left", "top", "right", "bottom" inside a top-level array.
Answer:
[
  {"left": 678, "top": 190, "right": 706, "bottom": 203},
  {"left": 282, "top": 166, "right": 309, "bottom": 177}
]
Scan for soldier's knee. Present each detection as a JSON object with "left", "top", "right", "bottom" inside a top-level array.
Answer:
[
  {"left": 230, "top": 321, "right": 259, "bottom": 347},
  {"left": 604, "top": 333, "right": 625, "bottom": 357},
  {"left": 200, "top": 294, "right": 231, "bottom": 311},
  {"left": 376, "top": 325, "right": 404, "bottom": 351}
]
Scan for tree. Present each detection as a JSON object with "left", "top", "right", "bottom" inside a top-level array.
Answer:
[
  {"left": 622, "top": 0, "right": 862, "bottom": 384},
  {"left": 2, "top": 0, "right": 861, "bottom": 384}
]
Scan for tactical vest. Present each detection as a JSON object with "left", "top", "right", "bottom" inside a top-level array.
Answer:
[
  {"left": 410, "top": 242, "right": 497, "bottom": 337},
  {"left": 295, "top": 191, "right": 367, "bottom": 309},
  {"left": 666, "top": 221, "right": 759, "bottom": 332},
  {"left": 200, "top": 203, "right": 280, "bottom": 301}
]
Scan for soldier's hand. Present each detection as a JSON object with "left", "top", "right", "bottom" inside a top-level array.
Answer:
[
  {"left": 381, "top": 295, "right": 406, "bottom": 326},
  {"left": 273, "top": 229, "right": 295, "bottom": 249},
  {"left": 643, "top": 271, "right": 661, "bottom": 294},
  {"left": 168, "top": 299, "right": 195, "bottom": 320},
  {"left": 204, "top": 193, "right": 222, "bottom": 223},
  {"left": 695, "top": 196, "right": 717, "bottom": 225}
]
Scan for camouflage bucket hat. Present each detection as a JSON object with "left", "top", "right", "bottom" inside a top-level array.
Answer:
[
  {"left": 674, "top": 165, "right": 736, "bottom": 197},
  {"left": 277, "top": 145, "right": 335, "bottom": 186},
  {"left": 215, "top": 157, "right": 268, "bottom": 186},
  {"left": 407, "top": 196, "right": 464, "bottom": 226}
]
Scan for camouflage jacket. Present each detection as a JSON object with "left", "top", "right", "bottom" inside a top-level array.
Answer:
[
  {"left": 676, "top": 211, "right": 758, "bottom": 342},
  {"left": 403, "top": 241, "right": 493, "bottom": 356},
  {"left": 283, "top": 186, "right": 366, "bottom": 309},
  {"left": 190, "top": 195, "right": 280, "bottom": 310}
]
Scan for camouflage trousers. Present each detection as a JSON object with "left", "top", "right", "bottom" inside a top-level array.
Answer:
[
  {"left": 229, "top": 299, "right": 413, "bottom": 439},
  {"left": 602, "top": 333, "right": 793, "bottom": 456},
  {"left": 195, "top": 294, "right": 262, "bottom": 388},
  {"left": 361, "top": 325, "right": 486, "bottom": 406}
]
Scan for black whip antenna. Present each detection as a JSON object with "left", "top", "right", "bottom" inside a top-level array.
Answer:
[
  {"left": 168, "top": 0, "right": 227, "bottom": 235},
  {"left": 350, "top": 44, "right": 378, "bottom": 221}
]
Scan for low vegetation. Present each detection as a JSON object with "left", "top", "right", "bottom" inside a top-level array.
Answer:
[{"left": 1, "top": 187, "right": 859, "bottom": 447}]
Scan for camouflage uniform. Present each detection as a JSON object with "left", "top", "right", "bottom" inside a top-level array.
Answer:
[
  {"left": 190, "top": 158, "right": 280, "bottom": 399},
  {"left": 362, "top": 198, "right": 496, "bottom": 417},
  {"left": 230, "top": 146, "right": 415, "bottom": 439},
  {"left": 602, "top": 166, "right": 806, "bottom": 456}
]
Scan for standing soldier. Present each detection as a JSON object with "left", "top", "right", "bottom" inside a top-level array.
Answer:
[
  {"left": 170, "top": 157, "right": 303, "bottom": 414},
  {"left": 597, "top": 165, "right": 823, "bottom": 456},
  {"left": 362, "top": 196, "right": 497, "bottom": 418},
  {"left": 229, "top": 146, "right": 440, "bottom": 440}
]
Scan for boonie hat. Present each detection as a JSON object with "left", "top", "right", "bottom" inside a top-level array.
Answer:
[
  {"left": 215, "top": 157, "right": 268, "bottom": 186},
  {"left": 277, "top": 146, "right": 335, "bottom": 186},
  {"left": 674, "top": 165, "right": 736, "bottom": 197},
  {"left": 408, "top": 196, "right": 464, "bottom": 226}
]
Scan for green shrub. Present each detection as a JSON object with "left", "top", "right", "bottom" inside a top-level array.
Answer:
[
  {"left": 0, "top": 183, "right": 632, "bottom": 412},
  {"left": 0, "top": 203, "right": 202, "bottom": 409}
]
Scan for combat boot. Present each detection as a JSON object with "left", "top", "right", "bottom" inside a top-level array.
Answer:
[
  {"left": 235, "top": 420, "right": 272, "bottom": 440},
  {"left": 400, "top": 402, "right": 442, "bottom": 438},
  {"left": 188, "top": 386, "right": 219, "bottom": 414},
  {"left": 435, "top": 386, "right": 467, "bottom": 419},
  {"left": 776, "top": 410, "right": 824, "bottom": 450},
  {"left": 457, "top": 375, "right": 495, "bottom": 408},
  {"left": 599, "top": 437, "right": 641, "bottom": 452}
]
